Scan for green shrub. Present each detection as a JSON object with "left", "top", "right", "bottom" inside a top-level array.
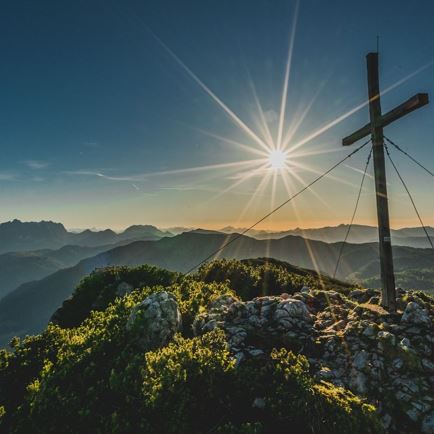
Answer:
[
  {"left": 0, "top": 263, "right": 382, "bottom": 434},
  {"left": 197, "top": 258, "right": 353, "bottom": 300},
  {"left": 169, "top": 278, "right": 237, "bottom": 332},
  {"left": 142, "top": 331, "right": 383, "bottom": 434},
  {"left": 143, "top": 330, "right": 236, "bottom": 433},
  {"left": 52, "top": 264, "right": 179, "bottom": 328}
]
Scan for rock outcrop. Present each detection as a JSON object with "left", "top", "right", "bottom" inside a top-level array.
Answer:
[
  {"left": 127, "top": 291, "right": 182, "bottom": 350},
  {"left": 193, "top": 287, "right": 434, "bottom": 434}
]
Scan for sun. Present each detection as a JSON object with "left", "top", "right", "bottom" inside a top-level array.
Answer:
[{"left": 268, "top": 150, "right": 288, "bottom": 170}]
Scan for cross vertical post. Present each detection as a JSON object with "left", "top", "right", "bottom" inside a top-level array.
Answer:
[
  {"left": 342, "top": 52, "right": 428, "bottom": 312},
  {"left": 367, "top": 52, "right": 396, "bottom": 312}
]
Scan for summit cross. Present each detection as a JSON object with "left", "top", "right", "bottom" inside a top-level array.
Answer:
[{"left": 342, "top": 52, "right": 429, "bottom": 312}]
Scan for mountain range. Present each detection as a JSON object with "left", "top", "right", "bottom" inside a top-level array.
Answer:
[
  {"left": 0, "top": 230, "right": 433, "bottom": 346},
  {"left": 220, "top": 224, "right": 434, "bottom": 248},
  {"left": 0, "top": 219, "right": 172, "bottom": 254},
  {"left": 3, "top": 220, "right": 433, "bottom": 254}
]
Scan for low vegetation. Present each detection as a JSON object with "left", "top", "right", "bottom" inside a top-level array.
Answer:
[{"left": 0, "top": 259, "right": 397, "bottom": 433}]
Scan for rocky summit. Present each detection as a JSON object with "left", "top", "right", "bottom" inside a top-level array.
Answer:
[{"left": 193, "top": 287, "right": 434, "bottom": 434}]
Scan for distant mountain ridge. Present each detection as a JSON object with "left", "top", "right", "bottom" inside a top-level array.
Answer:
[
  {"left": 220, "top": 224, "right": 434, "bottom": 248},
  {"left": 168, "top": 224, "right": 434, "bottom": 247},
  {"left": 0, "top": 219, "right": 172, "bottom": 254},
  {"left": 3, "top": 220, "right": 433, "bottom": 254}
]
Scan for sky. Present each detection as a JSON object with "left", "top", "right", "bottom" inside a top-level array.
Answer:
[{"left": 0, "top": 0, "right": 434, "bottom": 231}]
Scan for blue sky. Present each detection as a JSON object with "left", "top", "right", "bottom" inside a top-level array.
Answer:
[{"left": 0, "top": 0, "right": 433, "bottom": 230}]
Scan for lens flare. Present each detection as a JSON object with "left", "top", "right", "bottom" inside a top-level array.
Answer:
[{"left": 268, "top": 150, "right": 288, "bottom": 170}]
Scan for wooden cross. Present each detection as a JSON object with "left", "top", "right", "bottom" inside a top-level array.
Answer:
[{"left": 342, "top": 52, "right": 429, "bottom": 312}]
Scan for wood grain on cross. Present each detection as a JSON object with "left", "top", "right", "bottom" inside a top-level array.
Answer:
[{"left": 342, "top": 52, "right": 429, "bottom": 312}]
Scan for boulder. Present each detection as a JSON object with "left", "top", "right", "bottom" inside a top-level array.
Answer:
[
  {"left": 275, "top": 298, "right": 312, "bottom": 322},
  {"left": 401, "top": 302, "right": 431, "bottom": 326},
  {"left": 350, "top": 371, "right": 368, "bottom": 395},
  {"left": 126, "top": 291, "right": 181, "bottom": 350},
  {"left": 377, "top": 330, "right": 396, "bottom": 348},
  {"left": 353, "top": 350, "right": 369, "bottom": 370},
  {"left": 422, "top": 412, "right": 434, "bottom": 434}
]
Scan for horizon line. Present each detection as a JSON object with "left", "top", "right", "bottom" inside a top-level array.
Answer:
[{"left": 1, "top": 218, "right": 433, "bottom": 233}]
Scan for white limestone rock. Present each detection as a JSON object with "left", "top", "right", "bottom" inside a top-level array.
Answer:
[
  {"left": 126, "top": 291, "right": 181, "bottom": 350},
  {"left": 401, "top": 302, "right": 431, "bottom": 326}
]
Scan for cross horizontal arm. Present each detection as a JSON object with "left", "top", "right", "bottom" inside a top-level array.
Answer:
[
  {"left": 342, "top": 123, "right": 370, "bottom": 146},
  {"left": 380, "top": 93, "right": 428, "bottom": 129},
  {"left": 342, "top": 93, "right": 429, "bottom": 146}
]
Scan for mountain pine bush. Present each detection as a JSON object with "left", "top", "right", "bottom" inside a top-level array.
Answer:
[{"left": 0, "top": 263, "right": 383, "bottom": 434}]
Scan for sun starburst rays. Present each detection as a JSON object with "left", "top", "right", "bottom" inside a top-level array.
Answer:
[
  {"left": 247, "top": 73, "right": 276, "bottom": 150},
  {"left": 125, "top": 5, "right": 434, "bottom": 233},
  {"left": 276, "top": 0, "right": 299, "bottom": 150},
  {"left": 137, "top": 3, "right": 372, "bottom": 230}
]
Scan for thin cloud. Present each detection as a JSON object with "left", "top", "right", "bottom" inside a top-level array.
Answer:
[
  {"left": 64, "top": 159, "right": 264, "bottom": 182},
  {"left": 160, "top": 185, "right": 220, "bottom": 193},
  {"left": 64, "top": 170, "right": 218, "bottom": 194},
  {"left": 24, "top": 160, "right": 49, "bottom": 170},
  {"left": 64, "top": 170, "right": 142, "bottom": 182}
]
